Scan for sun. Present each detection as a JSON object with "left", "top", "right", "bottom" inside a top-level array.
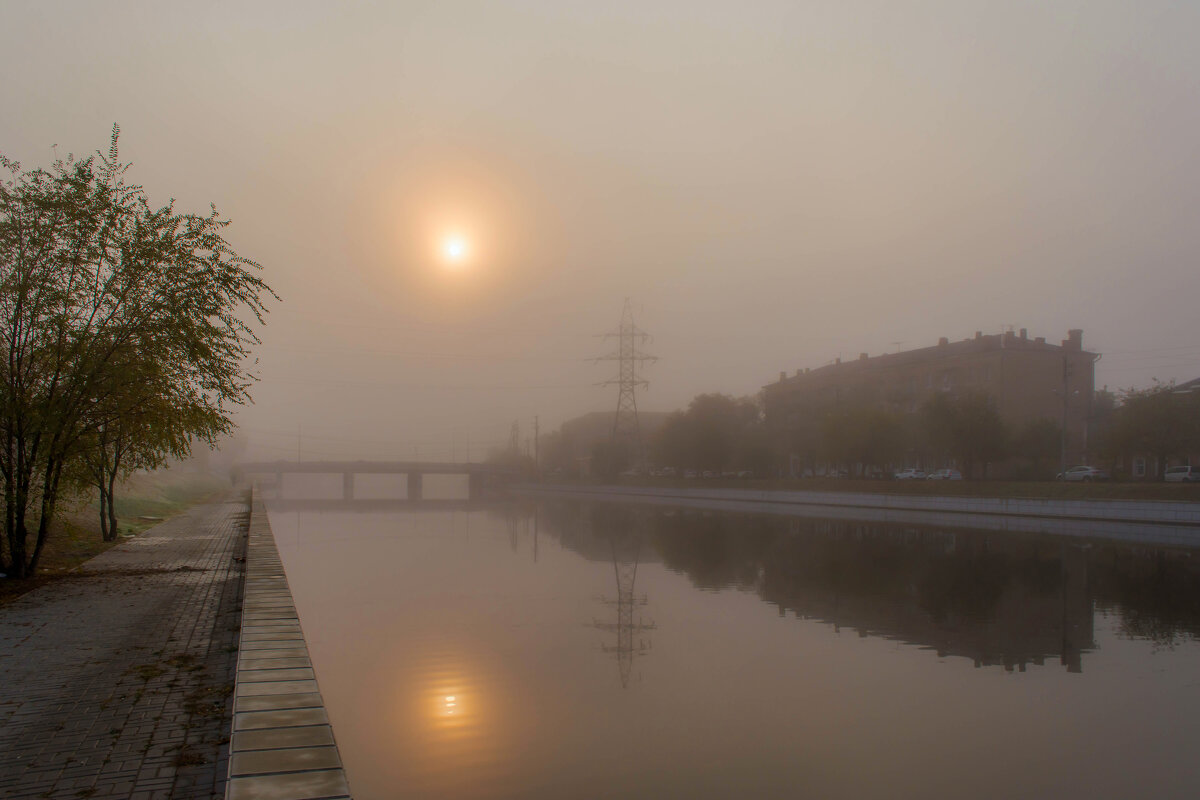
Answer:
[{"left": 441, "top": 235, "right": 469, "bottom": 266}]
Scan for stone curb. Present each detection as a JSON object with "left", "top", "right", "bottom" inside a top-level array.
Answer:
[
  {"left": 515, "top": 484, "right": 1200, "bottom": 547},
  {"left": 224, "top": 495, "right": 353, "bottom": 800}
]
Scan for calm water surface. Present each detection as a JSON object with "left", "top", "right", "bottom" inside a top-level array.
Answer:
[{"left": 267, "top": 485, "right": 1200, "bottom": 799}]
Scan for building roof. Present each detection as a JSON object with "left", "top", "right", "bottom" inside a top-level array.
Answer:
[{"left": 767, "top": 329, "right": 1097, "bottom": 389}]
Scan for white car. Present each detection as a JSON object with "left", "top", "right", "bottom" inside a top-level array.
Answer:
[
  {"left": 926, "top": 469, "right": 963, "bottom": 481},
  {"left": 893, "top": 468, "right": 926, "bottom": 480},
  {"left": 1056, "top": 465, "right": 1110, "bottom": 482},
  {"left": 1164, "top": 465, "right": 1200, "bottom": 483}
]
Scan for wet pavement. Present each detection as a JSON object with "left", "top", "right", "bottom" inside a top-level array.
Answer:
[{"left": 0, "top": 497, "right": 248, "bottom": 800}]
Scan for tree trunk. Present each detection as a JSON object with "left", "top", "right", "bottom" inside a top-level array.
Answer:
[
  {"left": 106, "top": 469, "right": 118, "bottom": 540},
  {"left": 1, "top": 474, "right": 12, "bottom": 575},
  {"left": 28, "top": 461, "right": 64, "bottom": 574},
  {"left": 10, "top": 483, "right": 29, "bottom": 579},
  {"left": 8, "top": 523, "right": 27, "bottom": 578},
  {"left": 98, "top": 487, "right": 110, "bottom": 542}
]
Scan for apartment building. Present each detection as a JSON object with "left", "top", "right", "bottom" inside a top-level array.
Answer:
[{"left": 764, "top": 329, "right": 1099, "bottom": 474}]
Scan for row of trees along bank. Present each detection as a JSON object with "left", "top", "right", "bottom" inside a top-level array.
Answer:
[
  {"left": 653, "top": 391, "right": 1035, "bottom": 480},
  {"left": 0, "top": 128, "right": 273, "bottom": 578},
  {"left": 647, "top": 386, "right": 1200, "bottom": 481}
]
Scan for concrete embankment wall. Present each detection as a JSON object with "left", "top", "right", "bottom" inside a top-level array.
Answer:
[
  {"left": 225, "top": 498, "right": 352, "bottom": 800},
  {"left": 515, "top": 484, "right": 1200, "bottom": 547}
]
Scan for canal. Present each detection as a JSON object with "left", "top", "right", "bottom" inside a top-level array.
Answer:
[{"left": 266, "top": 485, "right": 1200, "bottom": 799}]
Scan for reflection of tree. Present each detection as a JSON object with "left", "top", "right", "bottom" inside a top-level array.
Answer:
[
  {"left": 651, "top": 511, "right": 774, "bottom": 591},
  {"left": 535, "top": 499, "right": 1200, "bottom": 672},
  {"left": 918, "top": 549, "right": 1057, "bottom": 626},
  {"left": 655, "top": 513, "right": 1094, "bottom": 672},
  {"left": 1092, "top": 547, "right": 1200, "bottom": 647}
]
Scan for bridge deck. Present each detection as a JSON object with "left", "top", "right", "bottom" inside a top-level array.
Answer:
[{"left": 239, "top": 460, "right": 493, "bottom": 475}]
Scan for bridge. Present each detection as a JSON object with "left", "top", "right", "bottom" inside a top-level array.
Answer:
[{"left": 235, "top": 460, "right": 516, "bottom": 501}]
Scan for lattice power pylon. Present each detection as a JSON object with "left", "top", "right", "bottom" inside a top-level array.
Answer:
[
  {"left": 508, "top": 420, "right": 521, "bottom": 456},
  {"left": 594, "top": 298, "right": 656, "bottom": 468}
]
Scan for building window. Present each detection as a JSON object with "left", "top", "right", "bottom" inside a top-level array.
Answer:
[{"left": 1133, "top": 457, "right": 1146, "bottom": 478}]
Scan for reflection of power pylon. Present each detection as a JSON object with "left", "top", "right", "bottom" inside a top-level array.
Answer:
[
  {"left": 592, "top": 536, "right": 655, "bottom": 687},
  {"left": 594, "top": 298, "right": 656, "bottom": 467},
  {"left": 504, "top": 506, "right": 540, "bottom": 562}
]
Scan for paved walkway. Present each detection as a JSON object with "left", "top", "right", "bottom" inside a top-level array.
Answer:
[{"left": 0, "top": 496, "right": 249, "bottom": 800}]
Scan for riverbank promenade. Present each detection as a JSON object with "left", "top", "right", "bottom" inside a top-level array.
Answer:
[{"left": 0, "top": 497, "right": 248, "bottom": 799}]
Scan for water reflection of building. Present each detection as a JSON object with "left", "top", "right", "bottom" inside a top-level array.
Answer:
[
  {"left": 537, "top": 499, "right": 1200, "bottom": 675},
  {"left": 758, "top": 523, "right": 1094, "bottom": 672}
]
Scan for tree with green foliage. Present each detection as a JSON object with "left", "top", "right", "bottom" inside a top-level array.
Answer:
[
  {"left": 1102, "top": 383, "right": 1200, "bottom": 475},
  {"left": 920, "top": 391, "right": 1007, "bottom": 479},
  {"left": 0, "top": 128, "right": 273, "bottom": 577},
  {"left": 819, "top": 405, "right": 904, "bottom": 476},
  {"left": 652, "top": 393, "right": 765, "bottom": 474},
  {"left": 1011, "top": 419, "right": 1061, "bottom": 479},
  {"left": 590, "top": 439, "right": 630, "bottom": 480}
]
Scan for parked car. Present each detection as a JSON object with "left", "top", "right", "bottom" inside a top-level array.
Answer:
[
  {"left": 926, "top": 469, "right": 963, "bottom": 481},
  {"left": 1164, "top": 465, "right": 1200, "bottom": 483},
  {"left": 893, "top": 468, "right": 926, "bottom": 480},
  {"left": 1056, "top": 465, "right": 1110, "bottom": 482}
]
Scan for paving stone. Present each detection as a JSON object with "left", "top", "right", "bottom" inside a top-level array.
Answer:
[
  {"left": 237, "top": 667, "right": 315, "bottom": 682},
  {"left": 232, "top": 725, "right": 335, "bottom": 751},
  {"left": 234, "top": 707, "right": 330, "bottom": 731},
  {"left": 237, "top": 645, "right": 310, "bottom": 657},
  {"left": 236, "top": 679, "right": 320, "bottom": 696},
  {"left": 227, "top": 768, "right": 350, "bottom": 800},
  {"left": 235, "top": 692, "right": 324, "bottom": 712},
  {"left": 229, "top": 746, "right": 342, "bottom": 777},
  {"left": 240, "top": 631, "right": 307, "bottom": 642},
  {"left": 238, "top": 657, "right": 312, "bottom": 670},
  {"left": 0, "top": 496, "right": 251, "bottom": 799}
]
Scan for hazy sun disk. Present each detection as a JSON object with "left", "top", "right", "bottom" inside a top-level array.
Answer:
[{"left": 442, "top": 235, "right": 469, "bottom": 265}]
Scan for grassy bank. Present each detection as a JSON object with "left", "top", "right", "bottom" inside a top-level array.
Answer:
[
  {"left": 1, "top": 469, "right": 233, "bottom": 604},
  {"left": 548, "top": 476, "right": 1200, "bottom": 503}
]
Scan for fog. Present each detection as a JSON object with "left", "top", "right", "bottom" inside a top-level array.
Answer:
[{"left": 3, "top": 1, "right": 1198, "bottom": 460}]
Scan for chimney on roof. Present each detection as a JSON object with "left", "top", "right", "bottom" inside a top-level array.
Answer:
[
  {"left": 805, "top": 367, "right": 810, "bottom": 374},
  {"left": 779, "top": 371, "right": 786, "bottom": 382},
  {"left": 1020, "top": 328, "right": 1027, "bottom": 340},
  {"left": 975, "top": 331, "right": 982, "bottom": 339},
  {"left": 938, "top": 337, "right": 948, "bottom": 347},
  {"left": 835, "top": 357, "right": 841, "bottom": 365},
  {"left": 1035, "top": 337, "right": 1045, "bottom": 345},
  {"left": 859, "top": 352, "right": 868, "bottom": 361},
  {"left": 1066, "top": 329, "right": 1083, "bottom": 350}
]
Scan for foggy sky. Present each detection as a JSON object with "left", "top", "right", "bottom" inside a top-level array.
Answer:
[{"left": 3, "top": 1, "right": 1198, "bottom": 461}]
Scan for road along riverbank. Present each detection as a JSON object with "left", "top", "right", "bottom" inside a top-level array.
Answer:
[
  {"left": 225, "top": 496, "right": 352, "bottom": 800},
  {"left": 515, "top": 484, "right": 1200, "bottom": 547}
]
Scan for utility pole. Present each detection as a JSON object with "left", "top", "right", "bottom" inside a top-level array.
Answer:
[
  {"left": 1060, "top": 354, "right": 1071, "bottom": 478},
  {"left": 594, "top": 298, "right": 657, "bottom": 469},
  {"left": 533, "top": 415, "right": 540, "bottom": 473}
]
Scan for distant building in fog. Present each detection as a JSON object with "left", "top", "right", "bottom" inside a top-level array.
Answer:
[{"left": 764, "top": 328, "right": 1099, "bottom": 476}]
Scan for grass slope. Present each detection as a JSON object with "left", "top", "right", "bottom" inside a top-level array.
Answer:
[{"left": 0, "top": 469, "right": 232, "bottom": 604}]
